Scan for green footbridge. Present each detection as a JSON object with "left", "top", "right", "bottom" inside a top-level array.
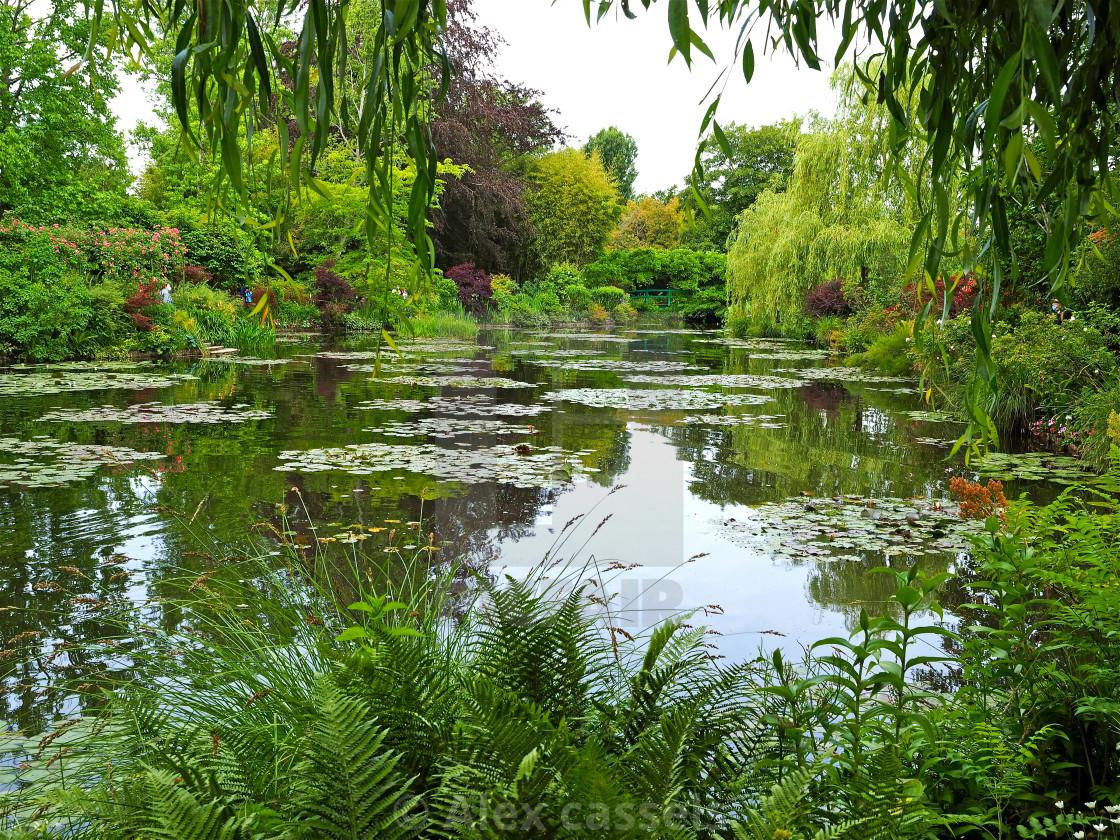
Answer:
[{"left": 628, "top": 288, "right": 694, "bottom": 308}]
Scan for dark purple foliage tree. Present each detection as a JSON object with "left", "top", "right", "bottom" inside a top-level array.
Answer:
[
  {"left": 429, "top": 0, "right": 563, "bottom": 275},
  {"left": 803, "top": 278, "right": 856, "bottom": 318},
  {"left": 312, "top": 260, "right": 360, "bottom": 332},
  {"left": 445, "top": 262, "right": 493, "bottom": 317}
]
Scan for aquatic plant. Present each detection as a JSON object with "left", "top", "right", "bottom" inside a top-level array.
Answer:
[
  {"left": 0, "top": 436, "right": 168, "bottom": 488},
  {"left": 39, "top": 402, "right": 272, "bottom": 425},
  {"left": 544, "top": 388, "right": 773, "bottom": 410},
  {"left": 275, "top": 441, "right": 588, "bottom": 488},
  {"left": 0, "top": 370, "right": 197, "bottom": 397}
]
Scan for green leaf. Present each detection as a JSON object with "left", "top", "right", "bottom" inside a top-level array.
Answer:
[
  {"left": 741, "top": 38, "right": 755, "bottom": 82},
  {"left": 667, "top": 0, "right": 690, "bottom": 65},
  {"left": 335, "top": 626, "right": 370, "bottom": 642}
]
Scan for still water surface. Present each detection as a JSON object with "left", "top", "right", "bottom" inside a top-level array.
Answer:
[{"left": 0, "top": 326, "right": 1065, "bottom": 729}]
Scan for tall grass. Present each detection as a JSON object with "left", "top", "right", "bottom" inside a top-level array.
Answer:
[{"left": 408, "top": 307, "right": 479, "bottom": 340}]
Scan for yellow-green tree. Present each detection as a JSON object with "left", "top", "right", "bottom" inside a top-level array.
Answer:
[
  {"left": 528, "top": 148, "right": 621, "bottom": 267},
  {"left": 609, "top": 196, "right": 682, "bottom": 251}
]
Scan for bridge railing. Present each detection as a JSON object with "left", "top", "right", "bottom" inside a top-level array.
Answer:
[{"left": 628, "top": 288, "right": 694, "bottom": 309}]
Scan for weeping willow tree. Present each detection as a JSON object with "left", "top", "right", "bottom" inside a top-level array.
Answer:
[{"left": 727, "top": 74, "right": 942, "bottom": 325}]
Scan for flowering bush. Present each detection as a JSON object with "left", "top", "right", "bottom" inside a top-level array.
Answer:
[
  {"left": 949, "top": 477, "right": 1008, "bottom": 520},
  {"left": 901, "top": 272, "right": 979, "bottom": 317}
]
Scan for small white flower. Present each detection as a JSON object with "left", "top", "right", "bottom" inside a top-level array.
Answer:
[
  {"left": 1087, "top": 801, "right": 1098, "bottom": 809},
  {"left": 1073, "top": 832, "right": 1084, "bottom": 839},
  {"left": 1106, "top": 805, "right": 1120, "bottom": 813},
  {"left": 1056, "top": 800, "right": 1065, "bottom": 809},
  {"left": 1112, "top": 816, "right": 1120, "bottom": 824},
  {"left": 1094, "top": 824, "right": 1107, "bottom": 831}
]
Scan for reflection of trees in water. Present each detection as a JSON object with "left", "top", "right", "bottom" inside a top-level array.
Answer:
[
  {"left": 804, "top": 553, "right": 958, "bottom": 629},
  {"left": 0, "top": 479, "right": 156, "bottom": 732},
  {"left": 657, "top": 383, "right": 951, "bottom": 506}
]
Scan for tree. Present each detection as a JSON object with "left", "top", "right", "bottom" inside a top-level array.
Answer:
[
  {"left": 0, "top": 0, "right": 130, "bottom": 222},
  {"left": 681, "top": 121, "right": 799, "bottom": 251},
  {"left": 428, "top": 0, "right": 562, "bottom": 274},
  {"left": 584, "top": 127, "right": 638, "bottom": 201},
  {"left": 527, "top": 148, "right": 621, "bottom": 268},
  {"left": 727, "top": 79, "right": 929, "bottom": 326},
  {"left": 609, "top": 196, "right": 682, "bottom": 250}
]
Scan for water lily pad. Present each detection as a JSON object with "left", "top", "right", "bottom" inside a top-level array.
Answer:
[
  {"left": 521, "top": 357, "right": 700, "bottom": 372},
  {"left": 897, "top": 409, "right": 960, "bottom": 422},
  {"left": 202, "top": 356, "right": 293, "bottom": 366},
  {"left": 0, "top": 438, "right": 166, "bottom": 488},
  {"left": 713, "top": 496, "right": 986, "bottom": 563},
  {"left": 380, "top": 375, "right": 535, "bottom": 388},
  {"left": 0, "top": 370, "right": 197, "bottom": 397},
  {"left": 275, "top": 442, "right": 586, "bottom": 488},
  {"left": 368, "top": 417, "right": 538, "bottom": 438},
  {"left": 622, "top": 374, "right": 802, "bottom": 389},
  {"left": 355, "top": 395, "right": 550, "bottom": 416},
  {"left": 774, "top": 367, "right": 912, "bottom": 384},
  {"left": 676, "top": 413, "right": 787, "bottom": 428},
  {"left": 543, "top": 388, "right": 772, "bottom": 410},
  {"left": 39, "top": 401, "right": 272, "bottom": 425}
]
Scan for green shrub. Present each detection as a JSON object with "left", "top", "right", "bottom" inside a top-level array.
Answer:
[
  {"left": 174, "top": 214, "right": 267, "bottom": 290},
  {"left": 561, "top": 284, "right": 592, "bottom": 311},
  {"left": 408, "top": 309, "right": 479, "bottom": 339},
  {"left": 433, "top": 275, "right": 459, "bottom": 310},
  {"left": 847, "top": 323, "right": 914, "bottom": 375},
  {"left": 839, "top": 305, "right": 907, "bottom": 353},
  {"left": 591, "top": 285, "right": 625, "bottom": 310},
  {"left": 611, "top": 301, "right": 638, "bottom": 325},
  {"left": 0, "top": 225, "right": 92, "bottom": 360},
  {"left": 587, "top": 302, "right": 609, "bottom": 325},
  {"left": 533, "top": 290, "right": 566, "bottom": 318},
  {"left": 1074, "top": 229, "right": 1120, "bottom": 309},
  {"left": 544, "top": 262, "right": 584, "bottom": 288}
]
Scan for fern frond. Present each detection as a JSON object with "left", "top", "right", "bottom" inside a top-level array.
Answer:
[{"left": 287, "top": 679, "right": 416, "bottom": 839}]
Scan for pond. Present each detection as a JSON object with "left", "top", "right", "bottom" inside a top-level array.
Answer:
[{"left": 0, "top": 325, "right": 1087, "bottom": 730}]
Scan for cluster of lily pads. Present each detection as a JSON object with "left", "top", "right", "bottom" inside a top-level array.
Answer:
[
  {"left": 274, "top": 442, "right": 589, "bottom": 488},
  {"left": 0, "top": 436, "right": 167, "bottom": 488},
  {"left": 367, "top": 417, "right": 538, "bottom": 439},
  {"left": 714, "top": 495, "right": 987, "bottom": 563},
  {"left": 202, "top": 356, "right": 294, "bottom": 366},
  {"left": 973, "top": 451, "right": 1120, "bottom": 489},
  {"left": 355, "top": 395, "right": 550, "bottom": 417},
  {"left": 622, "top": 373, "right": 802, "bottom": 389},
  {"left": 896, "top": 409, "right": 960, "bottom": 423},
  {"left": 343, "top": 361, "right": 481, "bottom": 375},
  {"left": 520, "top": 358, "right": 700, "bottom": 373},
  {"left": 775, "top": 367, "right": 912, "bottom": 384},
  {"left": 380, "top": 375, "right": 536, "bottom": 389},
  {"left": 38, "top": 402, "right": 272, "bottom": 425},
  {"left": 675, "top": 413, "right": 787, "bottom": 429},
  {"left": 0, "top": 370, "right": 197, "bottom": 397},
  {"left": 544, "top": 388, "right": 772, "bottom": 411}
]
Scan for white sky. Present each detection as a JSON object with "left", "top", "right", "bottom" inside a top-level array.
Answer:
[{"left": 110, "top": 0, "right": 841, "bottom": 194}]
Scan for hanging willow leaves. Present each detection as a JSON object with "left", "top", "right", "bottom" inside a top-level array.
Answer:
[{"left": 82, "top": 0, "right": 447, "bottom": 352}]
